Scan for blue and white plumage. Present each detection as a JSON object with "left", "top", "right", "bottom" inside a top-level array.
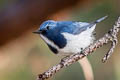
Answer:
[{"left": 33, "top": 16, "right": 107, "bottom": 56}]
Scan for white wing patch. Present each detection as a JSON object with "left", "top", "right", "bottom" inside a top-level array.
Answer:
[{"left": 60, "top": 24, "right": 96, "bottom": 54}]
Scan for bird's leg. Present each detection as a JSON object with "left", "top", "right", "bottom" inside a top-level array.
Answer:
[
  {"left": 80, "top": 48, "right": 86, "bottom": 56},
  {"left": 80, "top": 48, "right": 83, "bottom": 52}
]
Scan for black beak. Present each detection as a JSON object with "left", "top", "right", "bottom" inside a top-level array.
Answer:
[{"left": 33, "top": 30, "right": 42, "bottom": 34}]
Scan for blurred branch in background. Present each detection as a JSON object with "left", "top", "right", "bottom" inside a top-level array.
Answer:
[
  {"left": 78, "top": 57, "right": 94, "bottom": 80},
  {"left": 0, "top": 0, "right": 90, "bottom": 46}
]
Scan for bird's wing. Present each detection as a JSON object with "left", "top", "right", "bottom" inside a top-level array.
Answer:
[
  {"left": 58, "top": 16, "right": 108, "bottom": 35},
  {"left": 57, "top": 21, "right": 92, "bottom": 35}
]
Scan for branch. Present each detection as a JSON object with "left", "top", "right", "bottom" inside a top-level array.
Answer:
[{"left": 37, "top": 17, "right": 120, "bottom": 80}]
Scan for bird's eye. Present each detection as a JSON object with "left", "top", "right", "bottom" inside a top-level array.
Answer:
[{"left": 46, "top": 26, "right": 49, "bottom": 30}]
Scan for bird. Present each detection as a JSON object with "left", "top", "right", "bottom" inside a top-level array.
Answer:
[{"left": 33, "top": 16, "right": 107, "bottom": 56}]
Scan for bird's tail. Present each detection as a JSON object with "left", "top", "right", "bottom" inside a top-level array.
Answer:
[
  {"left": 93, "top": 15, "right": 108, "bottom": 23},
  {"left": 88, "top": 15, "right": 108, "bottom": 28}
]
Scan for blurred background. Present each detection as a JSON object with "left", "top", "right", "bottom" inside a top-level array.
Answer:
[{"left": 0, "top": 0, "right": 120, "bottom": 80}]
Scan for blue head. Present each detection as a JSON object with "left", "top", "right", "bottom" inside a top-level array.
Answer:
[
  {"left": 34, "top": 20, "right": 57, "bottom": 34},
  {"left": 33, "top": 20, "right": 67, "bottom": 53},
  {"left": 33, "top": 20, "right": 74, "bottom": 35}
]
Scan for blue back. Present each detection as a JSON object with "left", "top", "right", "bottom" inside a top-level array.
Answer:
[{"left": 57, "top": 21, "right": 89, "bottom": 34}]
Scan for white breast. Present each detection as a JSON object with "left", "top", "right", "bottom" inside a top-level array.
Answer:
[{"left": 59, "top": 25, "right": 96, "bottom": 55}]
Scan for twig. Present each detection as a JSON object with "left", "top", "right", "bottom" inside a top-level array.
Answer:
[{"left": 37, "top": 17, "right": 120, "bottom": 80}]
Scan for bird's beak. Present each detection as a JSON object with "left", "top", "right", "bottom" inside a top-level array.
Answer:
[{"left": 33, "top": 30, "right": 41, "bottom": 34}]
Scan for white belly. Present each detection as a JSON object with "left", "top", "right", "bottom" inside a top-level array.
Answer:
[{"left": 59, "top": 26, "right": 95, "bottom": 55}]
